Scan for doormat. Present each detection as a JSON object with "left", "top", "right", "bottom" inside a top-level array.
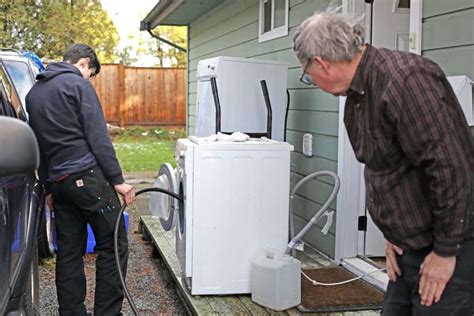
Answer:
[{"left": 298, "top": 267, "right": 384, "bottom": 313}]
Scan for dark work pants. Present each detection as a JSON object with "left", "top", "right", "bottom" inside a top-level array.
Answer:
[
  {"left": 382, "top": 240, "right": 474, "bottom": 316},
  {"left": 51, "top": 166, "right": 128, "bottom": 316}
]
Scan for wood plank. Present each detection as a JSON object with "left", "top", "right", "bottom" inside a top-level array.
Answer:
[
  {"left": 286, "top": 110, "right": 339, "bottom": 136},
  {"left": 140, "top": 216, "right": 215, "bottom": 315},
  {"left": 293, "top": 215, "right": 336, "bottom": 259},
  {"left": 290, "top": 173, "right": 338, "bottom": 211},
  {"left": 191, "top": 22, "right": 258, "bottom": 61},
  {"left": 422, "top": 9, "right": 474, "bottom": 51},
  {"left": 239, "top": 296, "right": 271, "bottom": 315},
  {"left": 190, "top": 0, "right": 256, "bottom": 37},
  {"left": 423, "top": 45, "right": 474, "bottom": 80},
  {"left": 423, "top": 0, "right": 473, "bottom": 18},
  {"left": 190, "top": 3, "right": 258, "bottom": 49},
  {"left": 292, "top": 195, "right": 336, "bottom": 235},
  {"left": 177, "top": 70, "right": 186, "bottom": 123},
  {"left": 118, "top": 63, "right": 125, "bottom": 127},
  {"left": 286, "top": 131, "right": 339, "bottom": 162},
  {"left": 205, "top": 296, "right": 249, "bottom": 314},
  {"left": 288, "top": 88, "right": 339, "bottom": 112},
  {"left": 188, "top": 104, "right": 196, "bottom": 116},
  {"left": 289, "top": 151, "right": 338, "bottom": 174},
  {"left": 288, "top": 0, "right": 331, "bottom": 28},
  {"left": 250, "top": 48, "right": 299, "bottom": 69},
  {"left": 295, "top": 243, "right": 334, "bottom": 269}
]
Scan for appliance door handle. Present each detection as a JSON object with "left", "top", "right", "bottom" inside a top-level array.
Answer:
[
  {"left": 260, "top": 80, "right": 273, "bottom": 139},
  {"left": 209, "top": 77, "right": 221, "bottom": 134}
]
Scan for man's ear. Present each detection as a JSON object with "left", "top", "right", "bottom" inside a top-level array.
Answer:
[
  {"left": 77, "top": 57, "right": 90, "bottom": 69},
  {"left": 314, "top": 56, "right": 330, "bottom": 74}
]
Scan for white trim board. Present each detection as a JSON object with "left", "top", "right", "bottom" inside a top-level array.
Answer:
[
  {"left": 342, "top": 257, "right": 389, "bottom": 291},
  {"left": 409, "top": 0, "right": 423, "bottom": 54}
]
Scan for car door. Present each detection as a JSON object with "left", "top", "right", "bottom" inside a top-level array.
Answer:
[{"left": 0, "top": 61, "right": 40, "bottom": 315}]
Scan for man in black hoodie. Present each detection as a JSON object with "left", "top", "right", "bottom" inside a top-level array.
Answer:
[{"left": 26, "top": 44, "right": 135, "bottom": 315}]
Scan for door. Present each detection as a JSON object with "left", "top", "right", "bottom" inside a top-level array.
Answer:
[
  {"left": 363, "top": 0, "right": 410, "bottom": 257},
  {"left": 336, "top": 0, "right": 415, "bottom": 262}
]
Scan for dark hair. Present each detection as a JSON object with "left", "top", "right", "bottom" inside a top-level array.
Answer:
[{"left": 63, "top": 43, "right": 101, "bottom": 75}]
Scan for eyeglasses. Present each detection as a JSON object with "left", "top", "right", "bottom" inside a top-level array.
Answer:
[{"left": 299, "top": 60, "right": 315, "bottom": 86}]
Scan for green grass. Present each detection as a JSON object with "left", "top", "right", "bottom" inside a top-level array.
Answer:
[{"left": 112, "top": 126, "right": 185, "bottom": 172}]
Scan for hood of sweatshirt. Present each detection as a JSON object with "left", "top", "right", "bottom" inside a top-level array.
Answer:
[{"left": 36, "top": 62, "right": 82, "bottom": 81}]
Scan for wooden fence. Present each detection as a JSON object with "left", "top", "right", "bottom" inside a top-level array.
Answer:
[{"left": 91, "top": 64, "right": 186, "bottom": 127}]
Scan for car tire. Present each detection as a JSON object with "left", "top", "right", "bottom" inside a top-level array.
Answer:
[{"left": 37, "top": 203, "right": 55, "bottom": 259}]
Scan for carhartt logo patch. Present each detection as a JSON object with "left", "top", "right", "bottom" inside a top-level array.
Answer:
[{"left": 76, "top": 179, "right": 84, "bottom": 187}]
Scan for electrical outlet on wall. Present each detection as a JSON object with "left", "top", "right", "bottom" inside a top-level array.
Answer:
[{"left": 302, "top": 133, "right": 312, "bottom": 157}]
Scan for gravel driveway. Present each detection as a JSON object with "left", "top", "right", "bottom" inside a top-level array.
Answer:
[{"left": 39, "top": 172, "right": 187, "bottom": 315}]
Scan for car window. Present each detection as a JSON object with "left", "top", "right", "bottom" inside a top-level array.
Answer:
[
  {"left": 2, "top": 60, "right": 35, "bottom": 109},
  {"left": 0, "top": 64, "right": 27, "bottom": 121},
  {"left": 0, "top": 85, "right": 17, "bottom": 118}
]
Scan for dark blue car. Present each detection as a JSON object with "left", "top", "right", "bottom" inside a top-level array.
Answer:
[{"left": 0, "top": 49, "right": 53, "bottom": 315}]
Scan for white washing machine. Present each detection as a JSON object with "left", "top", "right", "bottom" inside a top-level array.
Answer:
[{"left": 153, "top": 137, "right": 293, "bottom": 295}]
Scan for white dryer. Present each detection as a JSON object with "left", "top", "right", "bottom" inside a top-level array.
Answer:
[{"left": 154, "top": 137, "right": 293, "bottom": 295}]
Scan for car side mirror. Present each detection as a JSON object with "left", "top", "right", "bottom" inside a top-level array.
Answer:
[{"left": 0, "top": 117, "right": 39, "bottom": 176}]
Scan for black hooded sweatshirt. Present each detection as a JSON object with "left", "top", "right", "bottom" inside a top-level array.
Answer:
[{"left": 26, "top": 62, "right": 124, "bottom": 189}]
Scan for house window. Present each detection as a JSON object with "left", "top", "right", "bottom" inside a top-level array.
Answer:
[
  {"left": 259, "top": 0, "right": 289, "bottom": 43},
  {"left": 393, "top": 0, "right": 410, "bottom": 13}
]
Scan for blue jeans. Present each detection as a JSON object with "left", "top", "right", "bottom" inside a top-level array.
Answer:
[{"left": 382, "top": 240, "right": 474, "bottom": 316}]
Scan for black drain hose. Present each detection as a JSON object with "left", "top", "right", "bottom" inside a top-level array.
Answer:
[{"left": 114, "top": 187, "right": 183, "bottom": 316}]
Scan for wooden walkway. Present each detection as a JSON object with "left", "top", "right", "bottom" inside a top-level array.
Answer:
[{"left": 140, "top": 215, "right": 381, "bottom": 315}]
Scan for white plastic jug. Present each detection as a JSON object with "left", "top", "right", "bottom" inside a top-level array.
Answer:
[{"left": 250, "top": 248, "right": 301, "bottom": 311}]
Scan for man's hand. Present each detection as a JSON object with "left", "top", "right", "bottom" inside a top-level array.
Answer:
[
  {"left": 419, "top": 251, "right": 456, "bottom": 307},
  {"left": 385, "top": 240, "right": 403, "bottom": 281},
  {"left": 114, "top": 183, "right": 135, "bottom": 206},
  {"left": 46, "top": 193, "right": 53, "bottom": 210}
]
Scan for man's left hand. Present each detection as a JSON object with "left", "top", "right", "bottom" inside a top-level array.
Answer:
[
  {"left": 114, "top": 183, "right": 135, "bottom": 206},
  {"left": 418, "top": 251, "right": 456, "bottom": 306}
]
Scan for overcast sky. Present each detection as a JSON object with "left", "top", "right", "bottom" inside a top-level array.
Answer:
[{"left": 101, "top": 0, "right": 158, "bottom": 65}]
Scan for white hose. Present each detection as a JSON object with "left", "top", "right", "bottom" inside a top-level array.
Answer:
[
  {"left": 286, "top": 171, "right": 340, "bottom": 255},
  {"left": 286, "top": 171, "right": 386, "bottom": 287}
]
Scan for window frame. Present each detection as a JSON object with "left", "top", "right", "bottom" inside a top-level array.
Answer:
[{"left": 258, "top": 0, "right": 289, "bottom": 43}]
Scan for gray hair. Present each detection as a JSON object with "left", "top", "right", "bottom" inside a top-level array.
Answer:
[{"left": 293, "top": 10, "right": 365, "bottom": 63}]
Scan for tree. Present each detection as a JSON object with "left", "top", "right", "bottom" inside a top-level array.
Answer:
[
  {"left": 146, "top": 26, "right": 187, "bottom": 68},
  {"left": 0, "top": 1, "right": 40, "bottom": 51},
  {"left": 0, "top": 0, "right": 119, "bottom": 62},
  {"left": 116, "top": 44, "right": 138, "bottom": 66}
]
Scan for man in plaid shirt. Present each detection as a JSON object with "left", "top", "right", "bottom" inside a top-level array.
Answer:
[{"left": 293, "top": 11, "right": 473, "bottom": 316}]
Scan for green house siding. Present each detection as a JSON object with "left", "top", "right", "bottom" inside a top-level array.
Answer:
[
  {"left": 187, "top": 0, "right": 338, "bottom": 258},
  {"left": 422, "top": 2, "right": 474, "bottom": 78},
  {"left": 421, "top": 1, "right": 474, "bottom": 136}
]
